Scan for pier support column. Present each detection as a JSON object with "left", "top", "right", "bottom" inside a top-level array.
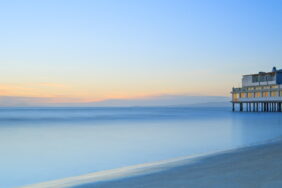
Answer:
[{"left": 259, "top": 103, "right": 262, "bottom": 112}]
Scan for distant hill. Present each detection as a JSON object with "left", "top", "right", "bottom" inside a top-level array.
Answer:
[
  {"left": 183, "top": 101, "right": 231, "bottom": 107},
  {"left": 0, "top": 95, "right": 230, "bottom": 107},
  {"left": 84, "top": 95, "right": 230, "bottom": 107}
]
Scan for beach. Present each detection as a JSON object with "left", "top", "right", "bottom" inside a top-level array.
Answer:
[{"left": 23, "top": 138, "right": 282, "bottom": 188}]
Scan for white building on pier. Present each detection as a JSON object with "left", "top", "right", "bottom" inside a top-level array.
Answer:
[{"left": 232, "top": 67, "right": 282, "bottom": 112}]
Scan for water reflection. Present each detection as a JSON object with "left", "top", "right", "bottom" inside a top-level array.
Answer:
[{"left": 230, "top": 112, "right": 282, "bottom": 145}]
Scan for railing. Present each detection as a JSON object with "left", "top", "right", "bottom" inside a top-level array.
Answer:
[
  {"left": 232, "top": 87, "right": 281, "bottom": 93},
  {"left": 234, "top": 97, "right": 282, "bottom": 102}
]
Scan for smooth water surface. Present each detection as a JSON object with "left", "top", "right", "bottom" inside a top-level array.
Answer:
[{"left": 1, "top": 107, "right": 282, "bottom": 188}]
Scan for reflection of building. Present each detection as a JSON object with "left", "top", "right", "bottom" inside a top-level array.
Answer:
[{"left": 231, "top": 67, "right": 282, "bottom": 112}]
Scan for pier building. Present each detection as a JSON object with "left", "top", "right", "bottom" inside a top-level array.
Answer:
[{"left": 232, "top": 67, "right": 282, "bottom": 112}]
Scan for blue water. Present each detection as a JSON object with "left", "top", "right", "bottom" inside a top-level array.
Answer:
[{"left": 1, "top": 107, "right": 282, "bottom": 188}]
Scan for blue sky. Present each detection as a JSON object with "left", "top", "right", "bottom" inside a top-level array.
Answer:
[{"left": 0, "top": 0, "right": 281, "bottom": 103}]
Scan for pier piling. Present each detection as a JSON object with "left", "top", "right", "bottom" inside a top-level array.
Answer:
[{"left": 232, "top": 102, "right": 282, "bottom": 112}]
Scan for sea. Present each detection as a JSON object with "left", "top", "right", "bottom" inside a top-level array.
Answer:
[{"left": 1, "top": 106, "right": 282, "bottom": 188}]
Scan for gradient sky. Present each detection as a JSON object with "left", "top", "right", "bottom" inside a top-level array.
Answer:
[{"left": 0, "top": 0, "right": 281, "bottom": 103}]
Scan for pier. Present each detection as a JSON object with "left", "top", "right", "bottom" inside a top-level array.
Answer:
[
  {"left": 232, "top": 67, "right": 282, "bottom": 112},
  {"left": 233, "top": 102, "right": 282, "bottom": 112}
]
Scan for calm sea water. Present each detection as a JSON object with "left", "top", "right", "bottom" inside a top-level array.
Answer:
[{"left": 1, "top": 107, "right": 282, "bottom": 188}]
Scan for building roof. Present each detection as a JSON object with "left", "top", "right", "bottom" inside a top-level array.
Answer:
[
  {"left": 243, "top": 67, "right": 282, "bottom": 77},
  {"left": 243, "top": 71, "right": 276, "bottom": 77}
]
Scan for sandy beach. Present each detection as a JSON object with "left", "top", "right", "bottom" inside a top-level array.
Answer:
[{"left": 22, "top": 138, "right": 282, "bottom": 188}]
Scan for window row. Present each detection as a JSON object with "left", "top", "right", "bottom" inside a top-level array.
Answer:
[{"left": 233, "top": 91, "right": 282, "bottom": 99}]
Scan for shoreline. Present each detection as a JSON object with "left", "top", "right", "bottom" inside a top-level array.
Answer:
[{"left": 21, "top": 137, "right": 282, "bottom": 188}]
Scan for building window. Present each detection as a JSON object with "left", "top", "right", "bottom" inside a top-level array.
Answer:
[
  {"left": 247, "top": 93, "right": 253, "bottom": 98},
  {"left": 271, "top": 91, "right": 278, "bottom": 97},
  {"left": 255, "top": 92, "right": 261, "bottom": 98},
  {"left": 271, "top": 85, "right": 278, "bottom": 89},
  {"left": 252, "top": 73, "right": 275, "bottom": 83},
  {"left": 233, "top": 93, "right": 239, "bottom": 100},
  {"left": 263, "top": 92, "right": 269, "bottom": 97},
  {"left": 252, "top": 75, "right": 259, "bottom": 83},
  {"left": 240, "top": 93, "right": 246, "bottom": 98},
  {"left": 266, "top": 74, "right": 275, "bottom": 81},
  {"left": 263, "top": 86, "right": 270, "bottom": 89},
  {"left": 256, "top": 87, "right": 262, "bottom": 90}
]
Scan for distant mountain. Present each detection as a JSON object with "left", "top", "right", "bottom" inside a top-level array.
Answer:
[
  {"left": 85, "top": 95, "right": 230, "bottom": 107},
  {"left": 184, "top": 101, "right": 231, "bottom": 107},
  {"left": 0, "top": 95, "right": 230, "bottom": 107}
]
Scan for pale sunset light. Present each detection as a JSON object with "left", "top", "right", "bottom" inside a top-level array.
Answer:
[
  {"left": 1, "top": 0, "right": 281, "bottom": 105},
  {"left": 1, "top": 1, "right": 282, "bottom": 188}
]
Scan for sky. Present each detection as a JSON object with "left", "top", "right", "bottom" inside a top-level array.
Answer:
[{"left": 0, "top": 0, "right": 281, "bottom": 104}]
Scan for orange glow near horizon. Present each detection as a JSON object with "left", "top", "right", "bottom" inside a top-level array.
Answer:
[
  {"left": 0, "top": 69, "right": 233, "bottom": 104},
  {"left": 0, "top": 82, "right": 230, "bottom": 104}
]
